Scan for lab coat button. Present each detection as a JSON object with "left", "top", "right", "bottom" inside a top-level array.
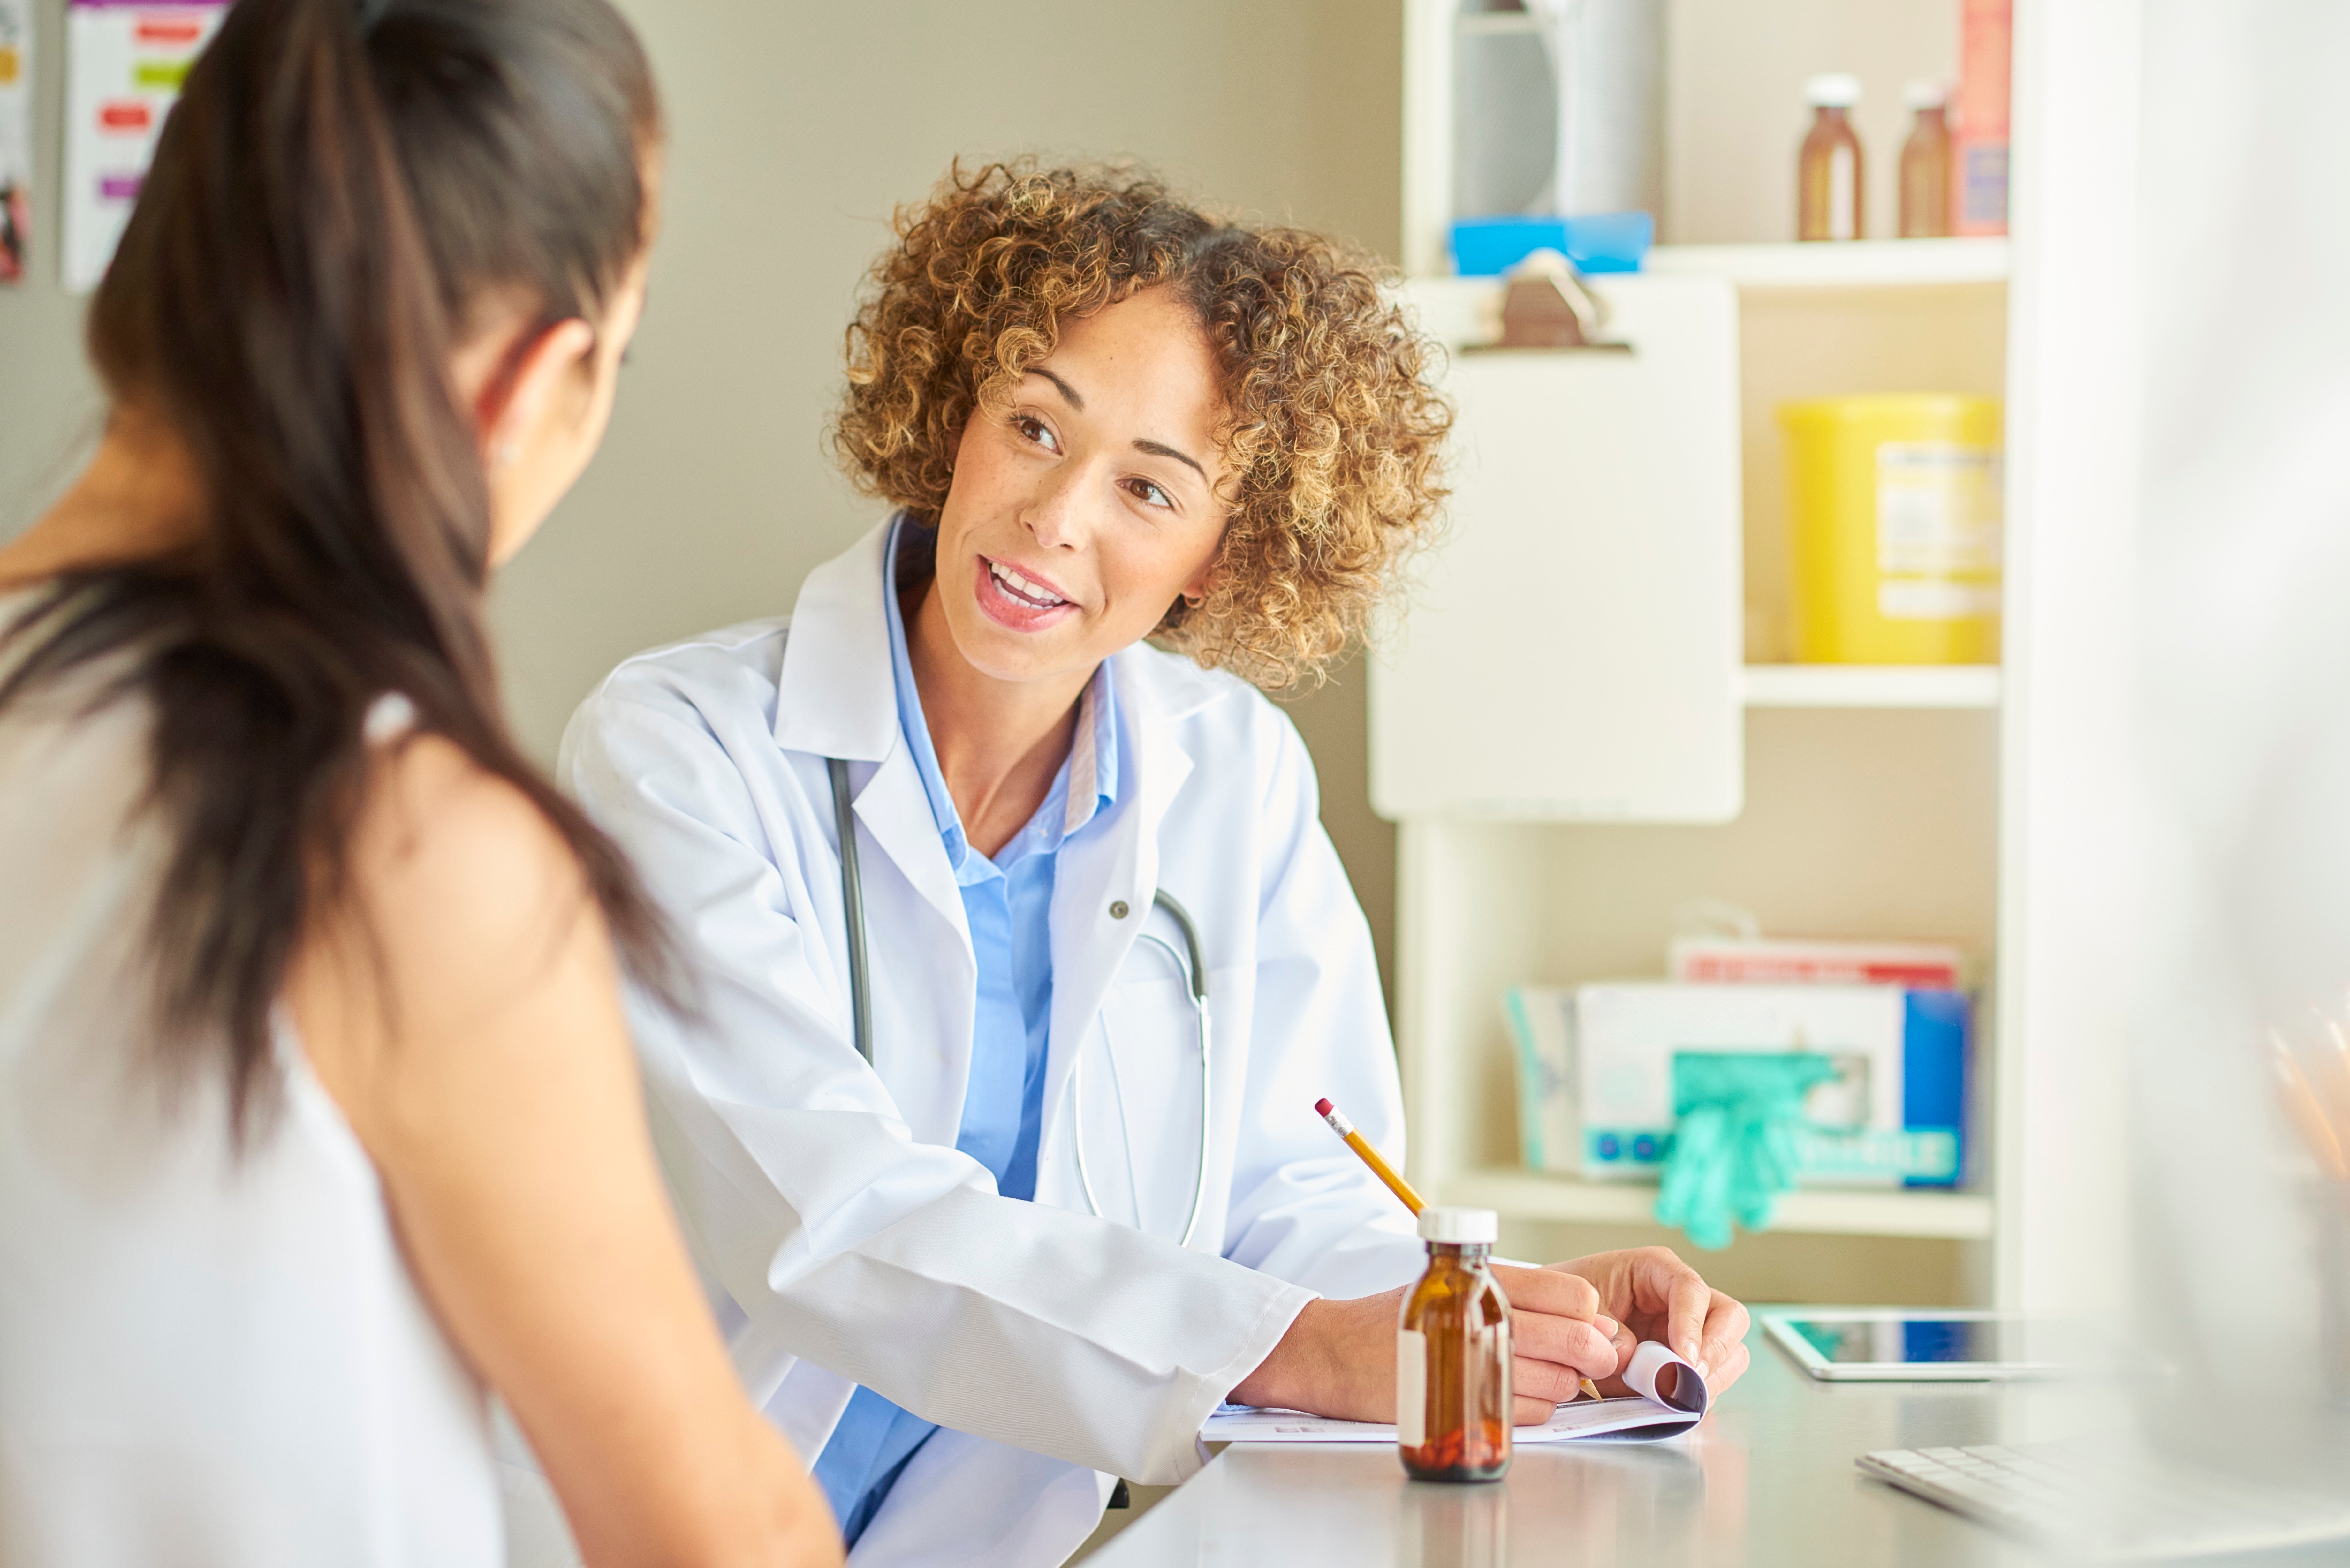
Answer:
[{"left": 1109, "top": 900, "right": 1130, "bottom": 920}]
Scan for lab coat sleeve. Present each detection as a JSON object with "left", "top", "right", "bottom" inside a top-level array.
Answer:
[
  {"left": 560, "top": 675, "right": 1311, "bottom": 1485},
  {"left": 1216, "top": 704, "right": 1430, "bottom": 1300}
]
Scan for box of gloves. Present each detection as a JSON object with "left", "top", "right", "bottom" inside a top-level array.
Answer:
[{"left": 1505, "top": 980, "right": 1968, "bottom": 1187}]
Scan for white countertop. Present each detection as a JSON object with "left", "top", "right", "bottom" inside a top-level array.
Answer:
[{"left": 1087, "top": 1319, "right": 2349, "bottom": 1568}]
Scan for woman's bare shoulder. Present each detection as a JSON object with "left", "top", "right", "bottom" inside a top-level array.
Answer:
[{"left": 297, "top": 730, "right": 612, "bottom": 1092}]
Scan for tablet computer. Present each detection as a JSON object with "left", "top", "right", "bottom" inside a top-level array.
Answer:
[{"left": 1763, "top": 1309, "right": 2130, "bottom": 1381}]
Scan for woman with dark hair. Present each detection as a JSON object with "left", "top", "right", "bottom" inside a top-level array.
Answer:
[
  {"left": 0, "top": 2, "right": 836, "bottom": 1564},
  {"left": 564, "top": 162, "right": 1750, "bottom": 1567}
]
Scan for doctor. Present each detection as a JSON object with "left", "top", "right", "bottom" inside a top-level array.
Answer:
[{"left": 563, "top": 163, "right": 1752, "bottom": 1566}]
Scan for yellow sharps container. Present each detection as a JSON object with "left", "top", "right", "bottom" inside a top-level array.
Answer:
[{"left": 1778, "top": 394, "right": 2003, "bottom": 664}]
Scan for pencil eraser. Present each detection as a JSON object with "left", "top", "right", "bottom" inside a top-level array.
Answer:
[{"left": 1314, "top": 1098, "right": 1334, "bottom": 1118}]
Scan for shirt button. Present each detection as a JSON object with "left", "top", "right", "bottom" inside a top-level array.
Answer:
[{"left": 1109, "top": 900, "right": 1130, "bottom": 920}]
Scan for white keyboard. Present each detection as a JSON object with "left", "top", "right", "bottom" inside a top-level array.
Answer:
[{"left": 1858, "top": 1440, "right": 2350, "bottom": 1562}]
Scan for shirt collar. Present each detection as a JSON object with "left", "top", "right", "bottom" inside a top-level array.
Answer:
[{"left": 882, "top": 517, "right": 1119, "bottom": 868}]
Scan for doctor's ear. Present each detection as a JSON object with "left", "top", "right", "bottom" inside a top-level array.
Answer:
[{"left": 1179, "top": 553, "right": 1221, "bottom": 610}]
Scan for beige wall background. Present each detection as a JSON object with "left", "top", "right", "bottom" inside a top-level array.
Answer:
[{"left": 0, "top": 0, "right": 1406, "bottom": 992}]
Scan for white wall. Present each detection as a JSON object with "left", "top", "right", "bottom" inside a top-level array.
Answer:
[{"left": 0, "top": 0, "right": 1407, "bottom": 990}]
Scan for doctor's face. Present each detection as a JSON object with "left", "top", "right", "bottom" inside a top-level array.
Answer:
[{"left": 931, "top": 287, "right": 1231, "bottom": 687}]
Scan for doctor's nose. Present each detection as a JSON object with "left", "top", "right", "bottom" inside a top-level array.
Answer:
[{"left": 1020, "top": 464, "right": 1092, "bottom": 553}]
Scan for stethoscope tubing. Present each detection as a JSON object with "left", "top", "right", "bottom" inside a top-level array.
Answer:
[
  {"left": 827, "top": 758, "right": 876, "bottom": 1065},
  {"left": 827, "top": 757, "right": 1214, "bottom": 1248}
]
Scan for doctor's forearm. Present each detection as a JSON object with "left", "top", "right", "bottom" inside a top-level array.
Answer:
[{"left": 1226, "top": 1295, "right": 1394, "bottom": 1422}]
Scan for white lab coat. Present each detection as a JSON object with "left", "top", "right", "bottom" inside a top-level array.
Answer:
[{"left": 557, "top": 519, "right": 1425, "bottom": 1568}]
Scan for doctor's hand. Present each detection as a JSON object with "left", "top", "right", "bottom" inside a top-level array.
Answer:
[
  {"left": 1228, "top": 1268, "right": 1622, "bottom": 1427},
  {"left": 1552, "top": 1247, "right": 1752, "bottom": 1399}
]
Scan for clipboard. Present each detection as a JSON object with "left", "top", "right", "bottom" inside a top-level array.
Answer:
[{"left": 1370, "top": 273, "right": 1743, "bottom": 823}]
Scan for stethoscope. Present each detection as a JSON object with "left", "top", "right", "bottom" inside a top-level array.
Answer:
[{"left": 827, "top": 759, "right": 1215, "bottom": 1248}]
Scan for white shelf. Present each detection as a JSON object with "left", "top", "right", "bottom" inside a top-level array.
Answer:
[
  {"left": 1441, "top": 1168, "right": 1997, "bottom": 1240},
  {"left": 1740, "top": 664, "right": 2002, "bottom": 710},
  {"left": 1647, "top": 238, "right": 2010, "bottom": 291},
  {"left": 1454, "top": 11, "right": 1542, "bottom": 35}
]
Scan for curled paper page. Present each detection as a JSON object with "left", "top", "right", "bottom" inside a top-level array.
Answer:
[{"left": 1621, "top": 1339, "right": 1710, "bottom": 1418}]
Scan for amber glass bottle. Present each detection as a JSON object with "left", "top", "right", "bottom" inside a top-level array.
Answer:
[
  {"left": 1899, "top": 81, "right": 1953, "bottom": 238},
  {"left": 1396, "top": 1207, "right": 1511, "bottom": 1482},
  {"left": 1796, "top": 74, "right": 1864, "bottom": 242}
]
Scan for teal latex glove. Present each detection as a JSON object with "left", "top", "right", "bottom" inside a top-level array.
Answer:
[{"left": 1654, "top": 1052, "right": 1839, "bottom": 1250}]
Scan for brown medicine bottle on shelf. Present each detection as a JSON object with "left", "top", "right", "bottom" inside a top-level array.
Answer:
[
  {"left": 1397, "top": 1207, "right": 1511, "bottom": 1483},
  {"left": 1899, "top": 80, "right": 1954, "bottom": 237},
  {"left": 1797, "top": 73, "right": 1865, "bottom": 242}
]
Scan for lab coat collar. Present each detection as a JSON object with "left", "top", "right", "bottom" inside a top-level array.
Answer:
[
  {"left": 774, "top": 517, "right": 973, "bottom": 993},
  {"left": 774, "top": 516, "right": 899, "bottom": 761}
]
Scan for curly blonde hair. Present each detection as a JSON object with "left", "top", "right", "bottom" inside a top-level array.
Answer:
[{"left": 832, "top": 161, "right": 1452, "bottom": 690}]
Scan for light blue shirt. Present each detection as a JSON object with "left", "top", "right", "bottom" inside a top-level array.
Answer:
[{"left": 812, "top": 519, "right": 1119, "bottom": 1543}]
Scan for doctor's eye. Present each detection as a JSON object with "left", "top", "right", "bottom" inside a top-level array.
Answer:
[
  {"left": 1126, "top": 477, "right": 1174, "bottom": 510},
  {"left": 1012, "top": 413, "right": 1061, "bottom": 454}
]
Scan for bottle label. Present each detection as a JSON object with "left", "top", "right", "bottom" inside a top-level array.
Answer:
[
  {"left": 1876, "top": 441, "right": 2003, "bottom": 620},
  {"left": 1830, "top": 147, "right": 1857, "bottom": 240},
  {"left": 1396, "top": 1328, "right": 1427, "bottom": 1447}
]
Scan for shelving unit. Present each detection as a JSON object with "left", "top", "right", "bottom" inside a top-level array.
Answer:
[
  {"left": 1740, "top": 664, "right": 2001, "bottom": 710},
  {"left": 1649, "top": 237, "right": 2010, "bottom": 291},
  {"left": 1388, "top": 0, "right": 2020, "bottom": 1301},
  {"left": 1439, "top": 1169, "right": 1996, "bottom": 1241}
]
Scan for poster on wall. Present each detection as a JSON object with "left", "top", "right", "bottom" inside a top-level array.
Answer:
[
  {"left": 63, "top": 0, "right": 227, "bottom": 294},
  {"left": 0, "top": 0, "right": 30, "bottom": 284}
]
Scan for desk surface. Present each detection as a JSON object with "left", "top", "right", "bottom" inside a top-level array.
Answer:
[{"left": 1091, "top": 1320, "right": 2347, "bottom": 1568}]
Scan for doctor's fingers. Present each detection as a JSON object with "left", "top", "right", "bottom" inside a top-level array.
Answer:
[
  {"left": 1509, "top": 1312, "right": 1620, "bottom": 1390},
  {"left": 1492, "top": 1264, "right": 1611, "bottom": 1330},
  {"left": 1701, "top": 1298, "right": 1758, "bottom": 1382},
  {"left": 1697, "top": 1296, "right": 1754, "bottom": 1392},
  {"left": 1699, "top": 1339, "right": 1752, "bottom": 1399},
  {"left": 1514, "top": 1391, "right": 1566, "bottom": 1426},
  {"left": 1608, "top": 1248, "right": 1719, "bottom": 1370}
]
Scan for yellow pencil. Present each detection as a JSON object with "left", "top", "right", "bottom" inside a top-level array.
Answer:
[
  {"left": 1314, "top": 1096, "right": 1605, "bottom": 1404},
  {"left": 1315, "top": 1097, "right": 1426, "bottom": 1213}
]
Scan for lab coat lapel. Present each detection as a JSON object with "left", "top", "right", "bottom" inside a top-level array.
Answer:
[
  {"left": 1041, "top": 651, "right": 1198, "bottom": 1132},
  {"left": 771, "top": 517, "right": 976, "bottom": 1142},
  {"left": 771, "top": 515, "right": 967, "bottom": 937},
  {"left": 774, "top": 516, "right": 898, "bottom": 764}
]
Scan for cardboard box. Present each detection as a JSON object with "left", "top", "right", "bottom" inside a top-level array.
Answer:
[{"left": 1507, "top": 982, "right": 1967, "bottom": 1186}]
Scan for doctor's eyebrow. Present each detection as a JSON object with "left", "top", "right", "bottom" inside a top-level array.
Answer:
[
  {"left": 1025, "top": 366, "right": 1209, "bottom": 481},
  {"left": 1027, "top": 366, "right": 1087, "bottom": 411},
  {"left": 1133, "top": 437, "right": 1207, "bottom": 481}
]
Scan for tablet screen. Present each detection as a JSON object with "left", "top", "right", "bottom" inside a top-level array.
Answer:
[{"left": 1786, "top": 1316, "right": 2035, "bottom": 1365}]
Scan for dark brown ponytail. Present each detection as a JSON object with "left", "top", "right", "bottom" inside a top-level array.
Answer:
[{"left": 0, "top": 0, "right": 672, "bottom": 1137}]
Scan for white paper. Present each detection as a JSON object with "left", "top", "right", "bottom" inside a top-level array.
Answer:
[
  {"left": 63, "top": 0, "right": 227, "bottom": 293},
  {"left": 1204, "top": 1341, "right": 1709, "bottom": 1447},
  {"left": 0, "top": 0, "right": 29, "bottom": 283}
]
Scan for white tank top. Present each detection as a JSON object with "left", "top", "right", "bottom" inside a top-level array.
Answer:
[{"left": 0, "top": 605, "right": 502, "bottom": 1567}]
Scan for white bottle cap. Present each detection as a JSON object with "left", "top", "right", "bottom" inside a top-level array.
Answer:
[
  {"left": 1804, "top": 73, "right": 1862, "bottom": 109},
  {"left": 1417, "top": 1207, "right": 1499, "bottom": 1244},
  {"left": 1904, "top": 79, "right": 1949, "bottom": 110}
]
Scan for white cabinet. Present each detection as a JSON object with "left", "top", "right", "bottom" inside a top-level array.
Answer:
[{"left": 1370, "top": 276, "right": 1742, "bottom": 823}]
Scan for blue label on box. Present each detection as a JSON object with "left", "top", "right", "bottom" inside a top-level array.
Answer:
[{"left": 1901, "top": 991, "right": 1969, "bottom": 1187}]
